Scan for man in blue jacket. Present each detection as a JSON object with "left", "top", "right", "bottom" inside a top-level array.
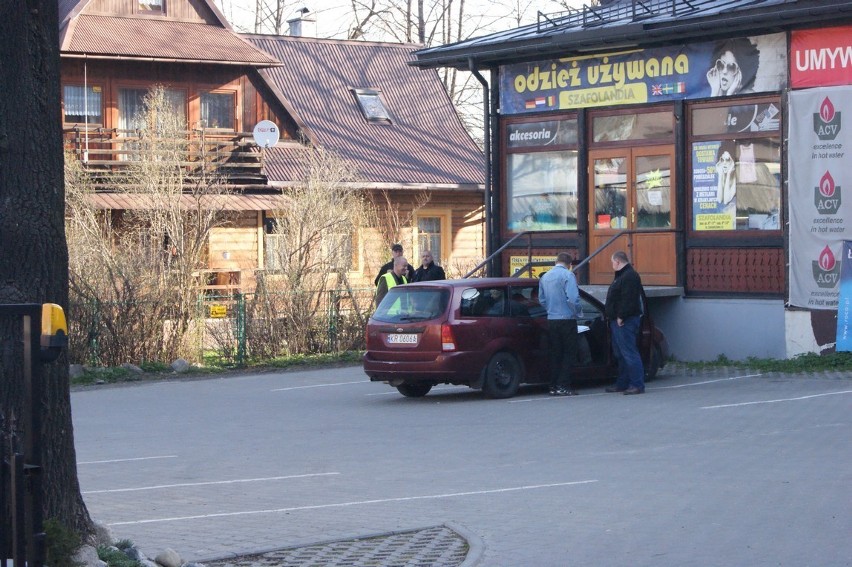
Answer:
[{"left": 538, "top": 252, "right": 582, "bottom": 396}]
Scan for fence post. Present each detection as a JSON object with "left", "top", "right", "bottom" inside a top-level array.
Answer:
[
  {"left": 328, "top": 289, "right": 339, "bottom": 353},
  {"left": 236, "top": 292, "right": 246, "bottom": 367}
]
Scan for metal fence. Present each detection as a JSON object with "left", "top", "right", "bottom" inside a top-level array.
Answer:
[{"left": 68, "top": 287, "right": 376, "bottom": 367}]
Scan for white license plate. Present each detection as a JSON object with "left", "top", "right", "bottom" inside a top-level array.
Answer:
[{"left": 387, "top": 333, "right": 418, "bottom": 344}]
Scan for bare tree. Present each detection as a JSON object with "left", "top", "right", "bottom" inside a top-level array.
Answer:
[
  {"left": 260, "top": 145, "right": 369, "bottom": 354},
  {"left": 66, "top": 87, "right": 234, "bottom": 365},
  {"left": 0, "top": 0, "right": 93, "bottom": 540}
]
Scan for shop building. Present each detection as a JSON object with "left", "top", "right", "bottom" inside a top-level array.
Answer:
[{"left": 411, "top": 0, "right": 852, "bottom": 360}]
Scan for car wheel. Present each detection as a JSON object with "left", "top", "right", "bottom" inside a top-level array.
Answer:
[
  {"left": 645, "top": 344, "right": 662, "bottom": 381},
  {"left": 396, "top": 382, "right": 433, "bottom": 397},
  {"left": 483, "top": 352, "right": 522, "bottom": 399}
]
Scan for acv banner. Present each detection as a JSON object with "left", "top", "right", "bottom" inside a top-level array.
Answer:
[
  {"left": 836, "top": 241, "right": 852, "bottom": 351},
  {"left": 788, "top": 86, "right": 852, "bottom": 309}
]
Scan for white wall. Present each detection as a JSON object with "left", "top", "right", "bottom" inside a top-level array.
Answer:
[{"left": 650, "top": 297, "right": 787, "bottom": 361}]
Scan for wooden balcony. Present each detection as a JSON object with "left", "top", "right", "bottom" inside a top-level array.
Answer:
[{"left": 64, "top": 127, "right": 270, "bottom": 189}]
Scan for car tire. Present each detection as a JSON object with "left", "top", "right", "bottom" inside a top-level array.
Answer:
[
  {"left": 396, "top": 382, "right": 433, "bottom": 397},
  {"left": 645, "top": 344, "right": 662, "bottom": 381},
  {"left": 483, "top": 352, "right": 522, "bottom": 399}
]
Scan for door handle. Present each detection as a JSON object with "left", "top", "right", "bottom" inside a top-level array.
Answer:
[{"left": 631, "top": 207, "right": 635, "bottom": 224}]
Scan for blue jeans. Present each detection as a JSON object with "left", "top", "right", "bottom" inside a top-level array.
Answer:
[{"left": 610, "top": 316, "right": 644, "bottom": 391}]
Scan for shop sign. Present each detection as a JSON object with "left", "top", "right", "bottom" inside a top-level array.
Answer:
[
  {"left": 507, "top": 120, "right": 577, "bottom": 148},
  {"left": 791, "top": 26, "right": 852, "bottom": 89},
  {"left": 788, "top": 86, "right": 852, "bottom": 309},
  {"left": 499, "top": 33, "right": 787, "bottom": 115}
]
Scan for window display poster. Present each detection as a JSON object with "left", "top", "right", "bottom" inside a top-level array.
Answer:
[
  {"left": 692, "top": 141, "right": 735, "bottom": 230},
  {"left": 788, "top": 86, "right": 852, "bottom": 309},
  {"left": 499, "top": 33, "right": 787, "bottom": 114},
  {"left": 836, "top": 241, "right": 852, "bottom": 351},
  {"left": 510, "top": 256, "right": 554, "bottom": 278}
]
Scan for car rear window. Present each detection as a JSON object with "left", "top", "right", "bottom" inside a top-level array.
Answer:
[{"left": 373, "top": 288, "right": 450, "bottom": 323}]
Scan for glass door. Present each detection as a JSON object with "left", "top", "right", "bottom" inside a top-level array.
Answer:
[{"left": 588, "top": 146, "right": 677, "bottom": 285}]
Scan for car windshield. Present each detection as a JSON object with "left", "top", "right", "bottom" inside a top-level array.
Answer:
[{"left": 373, "top": 288, "right": 450, "bottom": 323}]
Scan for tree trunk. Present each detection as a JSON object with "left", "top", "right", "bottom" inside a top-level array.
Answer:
[{"left": 0, "top": 0, "right": 93, "bottom": 538}]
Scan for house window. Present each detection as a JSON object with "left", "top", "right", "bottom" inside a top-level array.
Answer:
[
  {"left": 351, "top": 88, "right": 392, "bottom": 123},
  {"left": 138, "top": 0, "right": 163, "bottom": 13},
  {"left": 414, "top": 211, "right": 450, "bottom": 266},
  {"left": 63, "top": 85, "right": 102, "bottom": 125},
  {"left": 118, "top": 88, "right": 186, "bottom": 131},
  {"left": 505, "top": 117, "right": 579, "bottom": 233},
  {"left": 689, "top": 97, "right": 781, "bottom": 233},
  {"left": 200, "top": 92, "right": 235, "bottom": 129}
]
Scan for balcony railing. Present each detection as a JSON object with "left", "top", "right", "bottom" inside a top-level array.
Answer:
[{"left": 63, "top": 127, "right": 269, "bottom": 188}]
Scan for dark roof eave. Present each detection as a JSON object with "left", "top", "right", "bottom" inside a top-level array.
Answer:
[
  {"left": 60, "top": 52, "right": 282, "bottom": 67},
  {"left": 411, "top": 1, "right": 852, "bottom": 70}
]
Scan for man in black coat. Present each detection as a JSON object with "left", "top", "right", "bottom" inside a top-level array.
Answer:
[
  {"left": 604, "top": 250, "right": 646, "bottom": 395},
  {"left": 411, "top": 250, "right": 446, "bottom": 282}
]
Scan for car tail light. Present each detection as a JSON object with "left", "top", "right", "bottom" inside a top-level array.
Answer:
[{"left": 441, "top": 324, "right": 456, "bottom": 352}]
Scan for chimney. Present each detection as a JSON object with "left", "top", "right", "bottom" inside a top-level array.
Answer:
[{"left": 287, "top": 7, "right": 316, "bottom": 37}]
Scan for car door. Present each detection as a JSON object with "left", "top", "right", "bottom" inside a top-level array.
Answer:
[{"left": 507, "top": 283, "right": 549, "bottom": 382}]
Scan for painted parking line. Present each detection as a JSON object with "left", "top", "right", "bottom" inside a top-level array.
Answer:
[
  {"left": 653, "top": 373, "right": 763, "bottom": 389},
  {"left": 78, "top": 455, "right": 178, "bottom": 465},
  {"left": 83, "top": 472, "right": 341, "bottom": 494},
  {"left": 702, "top": 389, "right": 852, "bottom": 409},
  {"left": 271, "top": 380, "right": 366, "bottom": 392},
  {"left": 106, "top": 480, "right": 599, "bottom": 526}
]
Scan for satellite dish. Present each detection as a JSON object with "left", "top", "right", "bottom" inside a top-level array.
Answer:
[{"left": 253, "top": 120, "right": 280, "bottom": 148}]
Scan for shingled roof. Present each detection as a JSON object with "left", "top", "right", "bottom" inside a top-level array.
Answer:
[
  {"left": 245, "top": 35, "right": 484, "bottom": 189},
  {"left": 59, "top": 0, "right": 278, "bottom": 66}
]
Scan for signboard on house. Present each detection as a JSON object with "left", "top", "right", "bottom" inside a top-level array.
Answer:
[
  {"left": 788, "top": 85, "right": 852, "bottom": 309},
  {"left": 790, "top": 26, "right": 852, "bottom": 89}
]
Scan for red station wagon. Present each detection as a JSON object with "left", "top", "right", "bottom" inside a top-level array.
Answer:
[{"left": 363, "top": 277, "right": 667, "bottom": 398}]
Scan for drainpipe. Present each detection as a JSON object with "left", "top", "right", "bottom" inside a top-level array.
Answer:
[{"left": 468, "top": 57, "right": 494, "bottom": 276}]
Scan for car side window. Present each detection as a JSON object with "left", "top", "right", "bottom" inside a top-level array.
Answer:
[
  {"left": 508, "top": 285, "right": 546, "bottom": 318},
  {"left": 460, "top": 287, "right": 506, "bottom": 317}
]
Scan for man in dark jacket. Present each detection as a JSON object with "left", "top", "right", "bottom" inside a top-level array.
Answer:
[
  {"left": 604, "top": 250, "right": 646, "bottom": 395},
  {"left": 411, "top": 251, "right": 446, "bottom": 282},
  {"left": 375, "top": 243, "right": 414, "bottom": 285}
]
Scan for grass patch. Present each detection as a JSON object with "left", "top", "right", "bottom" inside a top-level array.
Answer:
[
  {"left": 265, "top": 351, "right": 364, "bottom": 369},
  {"left": 681, "top": 351, "right": 852, "bottom": 373},
  {"left": 97, "top": 545, "right": 141, "bottom": 567}
]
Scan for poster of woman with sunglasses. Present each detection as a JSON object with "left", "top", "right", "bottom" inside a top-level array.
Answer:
[{"left": 707, "top": 38, "right": 761, "bottom": 97}]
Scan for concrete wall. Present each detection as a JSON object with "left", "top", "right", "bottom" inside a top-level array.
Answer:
[{"left": 649, "top": 296, "right": 787, "bottom": 362}]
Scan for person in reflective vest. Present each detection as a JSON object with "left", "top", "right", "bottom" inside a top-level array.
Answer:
[{"left": 375, "top": 256, "right": 408, "bottom": 306}]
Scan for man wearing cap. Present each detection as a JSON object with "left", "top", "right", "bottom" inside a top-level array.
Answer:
[{"left": 375, "top": 243, "right": 414, "bottom": 285}]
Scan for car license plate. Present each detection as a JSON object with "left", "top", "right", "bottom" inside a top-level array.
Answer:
[{"left": 387, "top": 333, "right": 418, "bottom": 344}]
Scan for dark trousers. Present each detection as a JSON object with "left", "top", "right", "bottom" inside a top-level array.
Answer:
[{"left": 547, "top": 319, "right": 578, "bottom": 389}]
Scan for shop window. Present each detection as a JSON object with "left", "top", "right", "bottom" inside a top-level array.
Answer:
[
  {"left": 200, "top": 92, "right": 235, "bottom": 130},
  {"left": 592, "top": 112, "right": 672, "bottom": 143},
  {"left": 690, "top": 98, "right": 781, "bottom": 233},
  {"left": 63, "top": 85, "right": 102, "bottom": 125},
  {"left": 505, "top": 117, "right": 579, "bottom": 233}
]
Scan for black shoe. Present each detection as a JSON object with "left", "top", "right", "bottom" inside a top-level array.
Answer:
[
  {"left": 623, "top": 387, "right": 644, "bottom": 395},
  {"left": 549, "top": 387, "right": 559, "bottom": 396},
  {"left": 605, "top": 386, "right": 627, "bottom": 393},
  {"left": 563, "top": 389, "right": 579, "bottom": 396}
]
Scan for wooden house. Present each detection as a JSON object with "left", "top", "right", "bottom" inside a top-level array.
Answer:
[{"left": 59, "top": 0, "right": 485, "bottom": 293}]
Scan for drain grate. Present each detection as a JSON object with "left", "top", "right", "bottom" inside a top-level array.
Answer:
[{"left": 205, "top": 525, "right": 469, "bottom": 567}]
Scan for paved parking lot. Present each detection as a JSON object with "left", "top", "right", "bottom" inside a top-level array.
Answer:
[{"left": 71, "top": 364, "right": 852, "bottom": 566}]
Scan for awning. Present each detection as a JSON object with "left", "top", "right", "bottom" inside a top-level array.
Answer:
[{"left": 85, "top": 192, "right": 291, "bottom": 211}]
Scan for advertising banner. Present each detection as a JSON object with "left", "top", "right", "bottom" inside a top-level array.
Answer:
[
  {"left": 499, "top": 33, "right": 787, "bottom": 115},
  {"left": 788, "top": 86, "right": 852, "bottom": 309},
  {"left": 510, "top": 256, "right": 553, "bottom": 278},
  {"left": 791, "top": 26, "right": 852, "bottom": 89},
  {"left": 836, "top": 241, "right": 852, "bottom": 351}
]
